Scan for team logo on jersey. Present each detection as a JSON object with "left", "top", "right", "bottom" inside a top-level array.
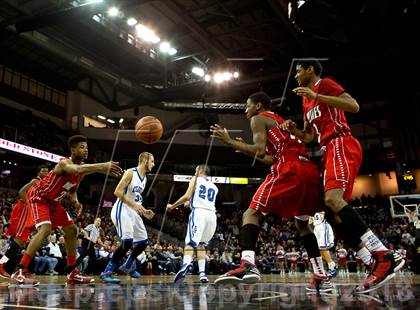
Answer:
[
  {"left": 132, "top": 186, "right": 143, "bottom": 193},
  {"left": 306, "top": 105, "right": 322, "bottom": 123}
]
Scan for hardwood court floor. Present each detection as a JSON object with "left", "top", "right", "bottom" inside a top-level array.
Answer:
[{"left": 0, "top": 273, "right": 418, "bottom": 309}]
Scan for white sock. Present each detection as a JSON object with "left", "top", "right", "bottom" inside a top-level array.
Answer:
[
  {"left": 361, "top": 230, "right": 388, "bottom": 252},
  {"left": 0, "top": 255, "right": 9, "bottom": 264},
  {"left": 328, "top": 261, "right": 336, "bottom": 270},
  {"left": 241, "top": 250, "right": 255, "bottom": 264},
  {"left": 183, "top": 254, "right": 192, "bottom": 265},
  {"left": 310, "top": 257, "right": 326, "bottom": 275},
  {"left": 198, "top": 259, "right": 206, "bottom": 275},
  {"left": 357, "top": 247, "right": 373, "bottom": 265}
]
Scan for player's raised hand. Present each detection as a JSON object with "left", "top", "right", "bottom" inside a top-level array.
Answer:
[
  {"left": 292, "top": 87, "right": 317, "bottom": 99},
  {"left": 279, "top": 120, "right": 297, "bottom": 133},
  {"left": 103, "top": 161, "right": 123, "bottom": 177},
  {"left": 210, "top": 124, "right": 232, "bottom": 144},
  {"left": 184, "top": 201, "right": 191, "bottom": 209},
  {"left": 166, "top": 204, "right": 174, "bottom": 212}
]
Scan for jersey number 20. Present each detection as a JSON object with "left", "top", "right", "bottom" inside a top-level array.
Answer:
[{"left": 198, "top": 185, "right": 215, "bottom": 202}]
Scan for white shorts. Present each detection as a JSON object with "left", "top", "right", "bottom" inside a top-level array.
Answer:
[
  {"left": 313, "top": 222, "right": 334, "bottom": 249},
  {"left": 111, "top": 200, "right": 148, "bottom": 242},
  {"left": 185, "top": 208, "right": 217, "bottom": 247}
]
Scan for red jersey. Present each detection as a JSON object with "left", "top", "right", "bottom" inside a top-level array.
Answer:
[
  {"left": 259, "top": 111, "right": 307, "bottom": 163},
  {"left": 28, "top": 161, "right": 81, "bottom": 204},
  {"left": 302, "top": 78, "right": 351, "bottom": 147}
]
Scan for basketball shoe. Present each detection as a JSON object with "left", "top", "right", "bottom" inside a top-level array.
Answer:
[
  {"left": 355, "top": 250, "right": 405, "bottom": 294},
  {"left": 214, "top": 259, "right": 261, "bottom": 285},
  {"left": 11, "top": 268, "right": 40, "bottom": 286}
]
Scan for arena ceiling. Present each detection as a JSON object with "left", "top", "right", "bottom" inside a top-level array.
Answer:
[{"left": 0, "top": 0, "right": 418, "bottom": 113}]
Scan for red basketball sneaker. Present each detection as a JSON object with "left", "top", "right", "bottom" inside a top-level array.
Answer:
[
  {"left": 11, "top": 268, "right": 40, "bottom": 286},
  {"left": 66, "top": 269, "right": 94, "bottom": 285},
  {"left": 355, "top": 250, "right": 405, "bottom": 294},
  {"left": 214, "top": 259, "right": 261, "bottom": 285}
]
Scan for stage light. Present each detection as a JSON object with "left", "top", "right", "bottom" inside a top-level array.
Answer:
[
  {"left": 159, "top": 42, "right": 170, "bottom": 53},
  {"left": 223, "top": 72, "right": 232, "bottom": 81},
  {"left": 168, "top": 47, "right": 177, "bottom": 55},
  {"left": 97, "top": 115, "right": 106, "bottom": 120},
  {"left": 192, "top": 67, "right": 205, "bottom": 77},
  {"left": 119, "top": 118, "right": 124, "bottom": 124},
  {"left": 213, "top": 73, "right": 224, "bottom": 83},
  {"left": 127, "top": 18, "right": 138, "bottom": 26},
  {"left": 107, "top": 7, "right": 119, "bottom": 17},
  {"left": 107, "top": 119, "right": 115, "bottom": 124},
  {"left": 204, "top": 74, "right": 211, "bottom": 82},
  {"left": 233, "top": 71, "right": 239, "bottom": 78}
]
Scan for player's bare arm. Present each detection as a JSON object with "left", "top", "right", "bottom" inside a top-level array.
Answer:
[
  {"left": 210, "top": 115, "right": 267, "bottom": 158},
  {"left": 233, "top": 137, "right": 275, "bottom": 166},
  {"left": 56, "top": 159, "right": 122, "bottom": 177},
  {"left": 280, "top": 120, "right": 315, "bottom": 144},
  {"left": 114, "top": 169, "right": 154, "bottom": 219},
  {"left": 166, "top": 176, "right": 197, "bottom": 212},
  {"left": 293, "top": 87, "right": 359, "bottom": 113},
  {"left": 18, "top": 178, "right": 38, "bottom": 202}
]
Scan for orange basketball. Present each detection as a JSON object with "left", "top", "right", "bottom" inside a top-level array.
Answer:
[{"left": 135, "top": 116, "right": 163, "bottom": 144}]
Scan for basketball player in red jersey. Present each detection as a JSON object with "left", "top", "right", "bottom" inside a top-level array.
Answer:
[
  {"left": 211, "top": 92, "right": 332, "bottom": 292},
  {"left": 10, "top": 135, "right": 122, "bottom": 286},
  {"left": 282, "top": 59, "right": 404, "bottom": 293},
  {"left": 0, "top": 165, "right": 49, "bottom": 278}
]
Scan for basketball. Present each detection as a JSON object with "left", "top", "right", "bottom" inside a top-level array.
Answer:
[{"left": 135, "top": 116, "right": 163, "bottom": 144}]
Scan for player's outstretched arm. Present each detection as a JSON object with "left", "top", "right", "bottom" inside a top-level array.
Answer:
[
  {"left": 210, "top": 115, "right": 267, "bottom": 159},
  {"left": 166, "top": 176, "right": 196, "bottom": 212},
  {"left": 18, "top": 178, "right": 38, "bottom": 202},
  {"left": 58, "top": 159, "right": 122, "bottom": 177}
]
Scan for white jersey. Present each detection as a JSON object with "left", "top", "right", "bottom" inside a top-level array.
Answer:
[
  {"left": 190, "top": 176, "right": 218, "bottom": 212},
  {"left": 111, "top": 167, "right": 148, "bottom": 242},
  {"left": 117, "top": 167, "right": 147, "bottom": 206}
]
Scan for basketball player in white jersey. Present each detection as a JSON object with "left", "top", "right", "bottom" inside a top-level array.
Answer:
[
  {"left": 101, "top": 152, "right": 155, "bottom": 283},
  {"left": 311, "top": 212, "right": 337, "bottom": 277},
  {"left": 166, "top": 164, "right": 218, "bottom": 284}
]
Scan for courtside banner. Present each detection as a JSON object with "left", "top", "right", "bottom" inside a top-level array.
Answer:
[{"left": 0, "top": 138, "right": 62, "bottom": 163}]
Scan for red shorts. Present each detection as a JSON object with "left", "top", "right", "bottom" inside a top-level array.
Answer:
[
  {"left": 26, "top": 194, "right": 73, "bottom": 229},
  {"left": 6, "top": 200, "right": 32, "bottom": 243},
  {"left": 289, "top": 260, "right": 298, "bottom": 266},
  {"left": 249, "top": 159, "right": 323, "bottom": 219},
  {"left": 323, "top": 135, "right": 362, "bottom": 200}
]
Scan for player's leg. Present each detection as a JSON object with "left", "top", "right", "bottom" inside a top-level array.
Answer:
[
  {"left": 295, "top": 217, "right": 333, "bottom": 292},
  {"left": 61, "top": 223, "right": 94, "bottom": 285},
  {"left": 11, "top": 200, "right": 52, "bottom": 285},
  {"left": 119, "top": 214, "right": 148, "bottom": 278},
  {"left": 215, "top": 208, "right": 263, "bottom": 284},
  {"left": 323, "top": 137, "right": 404, "bottom": 292},
  {"left": 197, "top": 210, "right": 217, "bottom": 283},
  {"left": 0, "top": 237, "right": 25, "bottom": 278},
  {"left": 101, "top": 203, "right": 133, "bottom": 283},
  {"left": 174, "top": 209, "right": 201, "bottom": 284}
]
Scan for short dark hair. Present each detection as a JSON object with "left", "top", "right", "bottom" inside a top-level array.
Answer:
[
  {"left": 37, "top": 165, "right": 49, "bottom": 173},
  {"left": 197, "top": 164, "right": 210, "bottom": 176},
  {"left": 296, "top": 59, "right": 323, "bottom": 76},
  {"left": 67, "top": 135, "right": 87, "bottom": 149},
  {"left": 248, "top": 91, "right": 271, "bottom": 109}
]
